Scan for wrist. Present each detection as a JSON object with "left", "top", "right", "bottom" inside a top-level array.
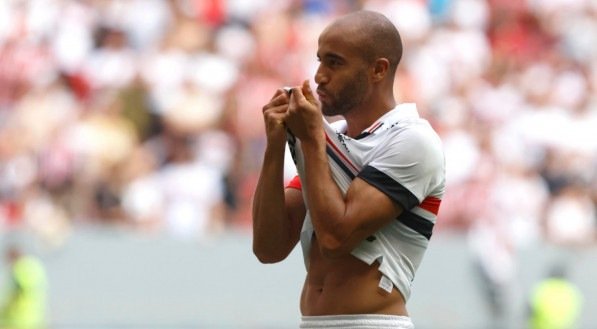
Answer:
[
  {"left": 265, "top": 135, "right": 288, "bottom": 154},
  {"left": 300, "top": 129, "right": 326, "bottom": 153}
]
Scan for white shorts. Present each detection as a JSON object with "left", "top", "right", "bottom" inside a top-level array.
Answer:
[{"left": 300, "top": 314, "right": 415, "bottom": 329}]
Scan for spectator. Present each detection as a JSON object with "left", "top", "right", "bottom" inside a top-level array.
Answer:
[
  {"left": 0, "top": 0, "right": 594, "bottom": 251},
  {"left": 528, "top": 262, "right": 583, "bottom": 329},
  {"left": 0, "top": 245, "right": 47, "bottom": 329}
]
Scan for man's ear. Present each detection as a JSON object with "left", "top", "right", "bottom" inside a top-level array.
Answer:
[{"left": 371, "top": 58, "right": 390, "bottom": 82}]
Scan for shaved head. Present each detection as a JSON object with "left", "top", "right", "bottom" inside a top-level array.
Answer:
[
  {"left": 323, "top": 11, "right": 403, "bottom": 74},
  {"left": 314, "top": 10, "right": 403, "bottom": 117}
]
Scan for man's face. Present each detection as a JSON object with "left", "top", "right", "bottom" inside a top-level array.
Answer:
[{"left": 315, "top": 29, "right": 371, "bottom": 117}]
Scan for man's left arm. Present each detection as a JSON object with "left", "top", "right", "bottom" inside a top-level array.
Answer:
[{"left": 285, "top": 81, "right": 404, "bottom": 258}]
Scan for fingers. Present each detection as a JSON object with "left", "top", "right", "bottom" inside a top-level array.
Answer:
[
  {"left": 301, "top": 80, "right": 318, "bottom": 104},
  {"left": 287, "top": 80, "right": 318, "bottom": 109},
  {"left": 263, "top": 105, "right": 288, "bottom": 122},
  {"left": 269, "top": 88, "right": 285, "bottom": 100},
  {"left": 266, "top": 88, "right": 291, "bottom": 108},
  {"left": 264, "top": 81, "right": 317, "bottom": 119}
]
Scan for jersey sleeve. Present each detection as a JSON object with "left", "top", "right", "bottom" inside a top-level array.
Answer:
[
  {"left": 357, "top": 127, "right": 444, "bottom": 210},
  {"left": 286, "top": 175, "right": 302, "bottom": 190}
]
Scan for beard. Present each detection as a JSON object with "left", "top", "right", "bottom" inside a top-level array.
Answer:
[{"left": 320, "top": 70, "right": 369, "bottom": 117}]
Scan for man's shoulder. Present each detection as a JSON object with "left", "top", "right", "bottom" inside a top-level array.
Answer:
[
  {"left": 374, "top": 105, "right": 444, "bottom": 166},
  {"left": 383, "top": 104, "right": 440, "bottom": 141}
]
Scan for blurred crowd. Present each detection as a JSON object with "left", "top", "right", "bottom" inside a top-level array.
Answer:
[{"left": 0, "top": 0, "right": 595, "bottom": 251}]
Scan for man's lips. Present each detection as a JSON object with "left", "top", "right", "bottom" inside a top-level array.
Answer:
[{"left": 316, "top": 89, "right": 328, "bottom": 100}]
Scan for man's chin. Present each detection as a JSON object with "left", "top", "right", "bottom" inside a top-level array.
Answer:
[
  {"left": 322, "top": 108, "right": 336, "bottom": 117},
  {"left": 322, "top": 106, "right": 342, "bottom": 117},
  {"left": 321, "top": 102, "right": 336, "bottom": 115}
]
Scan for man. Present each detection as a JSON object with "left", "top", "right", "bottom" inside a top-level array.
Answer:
[{"left": 252, "top": 10, "right": 445, "bottom": 329}]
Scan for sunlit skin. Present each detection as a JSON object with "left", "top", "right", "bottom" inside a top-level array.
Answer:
[
  {"left": 253, "top": 11, "right": 407, "bottom": 317},
  {"left": 315, "top": 51, "right": 369, "bottom": 117}
]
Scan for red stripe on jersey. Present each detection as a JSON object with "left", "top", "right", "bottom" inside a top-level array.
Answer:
[
  {"left": 367, "top": 121, "right": 383, "bottom": 133},
  {"left": 420, "top": 196, "right": 441, "bottom": 215},
  {"left": 286, "top": 175, "right": 302, "bottom": 190},
  {"left": 324, "top": 133, "right": 359, "bottom": 173}
]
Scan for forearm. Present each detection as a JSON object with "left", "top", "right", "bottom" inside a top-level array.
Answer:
[
  {"left": 252, "top": 141, "right": 294, "bottom": 262},
  {"left": 300, "top": 137, "right": 349, "bottom": 254}
]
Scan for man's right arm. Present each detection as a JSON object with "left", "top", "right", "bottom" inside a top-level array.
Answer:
[
  {"left": 252, "top": 144, "right": 306, "bottom": 263},
  {"left": 252, "top": 89, "right": 306, "bottom": 263}
]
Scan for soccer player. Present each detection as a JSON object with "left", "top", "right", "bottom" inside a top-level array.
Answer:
[{"left": 252, "top": 10, "right": 445, "bottom": 329}]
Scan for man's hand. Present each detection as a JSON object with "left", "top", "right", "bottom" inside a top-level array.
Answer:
[
  {"left": 262, "top": 88, "right": 291, "bottom": 146},
  {"left": 285, "top": 80, "right": 322, "bottom": 143}
]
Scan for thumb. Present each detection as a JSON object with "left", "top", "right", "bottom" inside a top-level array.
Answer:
[{"left": 301, "top": 80, "right": 318, "bottom": 105}]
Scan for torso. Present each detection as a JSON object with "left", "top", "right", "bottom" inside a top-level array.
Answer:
[
  {"left": 294, "top": 104, "right": 444, "bottom": 316},
  {"left": 300, "top": 235, "right": 408, "bottom": 316}
]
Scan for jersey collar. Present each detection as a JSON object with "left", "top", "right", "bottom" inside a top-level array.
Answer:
[{"left": 354, "top": 103, "right": 419, "bottom": 139}]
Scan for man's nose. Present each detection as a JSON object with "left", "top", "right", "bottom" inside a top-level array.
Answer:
[{"left": 314, "top": 66, "right": 328, "bottom": 85}]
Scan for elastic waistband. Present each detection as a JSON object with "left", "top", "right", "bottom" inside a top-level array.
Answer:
[{"left": 300, "top": 314, "right": 414, "bottom": 329}]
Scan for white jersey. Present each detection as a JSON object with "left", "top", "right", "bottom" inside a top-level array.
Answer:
[{"left": 287, "top": 103, "right": 445, "bottom": 301}]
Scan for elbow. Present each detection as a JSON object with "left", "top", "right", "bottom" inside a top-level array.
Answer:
[
  {"left": 317, "top": 234, "right": 352, "bottom": 259},
  {"left": 253, "top": 245, "right": 287, "bottom": 264},
  {"left": 254, "top": 252, "right": 284, "bottom": 264}
]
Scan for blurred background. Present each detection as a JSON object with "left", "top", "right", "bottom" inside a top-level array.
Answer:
[{"left": 0, "top": 0, "right": 595, "bottom": 328}]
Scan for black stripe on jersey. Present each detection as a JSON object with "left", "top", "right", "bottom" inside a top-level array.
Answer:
[
  {"left": 354, "top": 131, "right": 371, "bottom": 140},
  {"left": 358, "top": 165, "right": 419, "bottom": 210},
  {"left": 326, "top": 146, "right": 356, "bottom": 179},
  {"left": 397, "top": 211, "right": 434, "bottom": 240},
  {"left": 355, "top": 122, "right": 384, "bottom": 140}
]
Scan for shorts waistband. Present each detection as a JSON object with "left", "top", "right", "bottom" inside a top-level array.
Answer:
[{"left": 300, "top": 314, "right": 414, "bottom": 329}]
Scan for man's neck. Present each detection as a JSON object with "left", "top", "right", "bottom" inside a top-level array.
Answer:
[{"left": 343, "top": 98, "right": 396, "bottom": 138}]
